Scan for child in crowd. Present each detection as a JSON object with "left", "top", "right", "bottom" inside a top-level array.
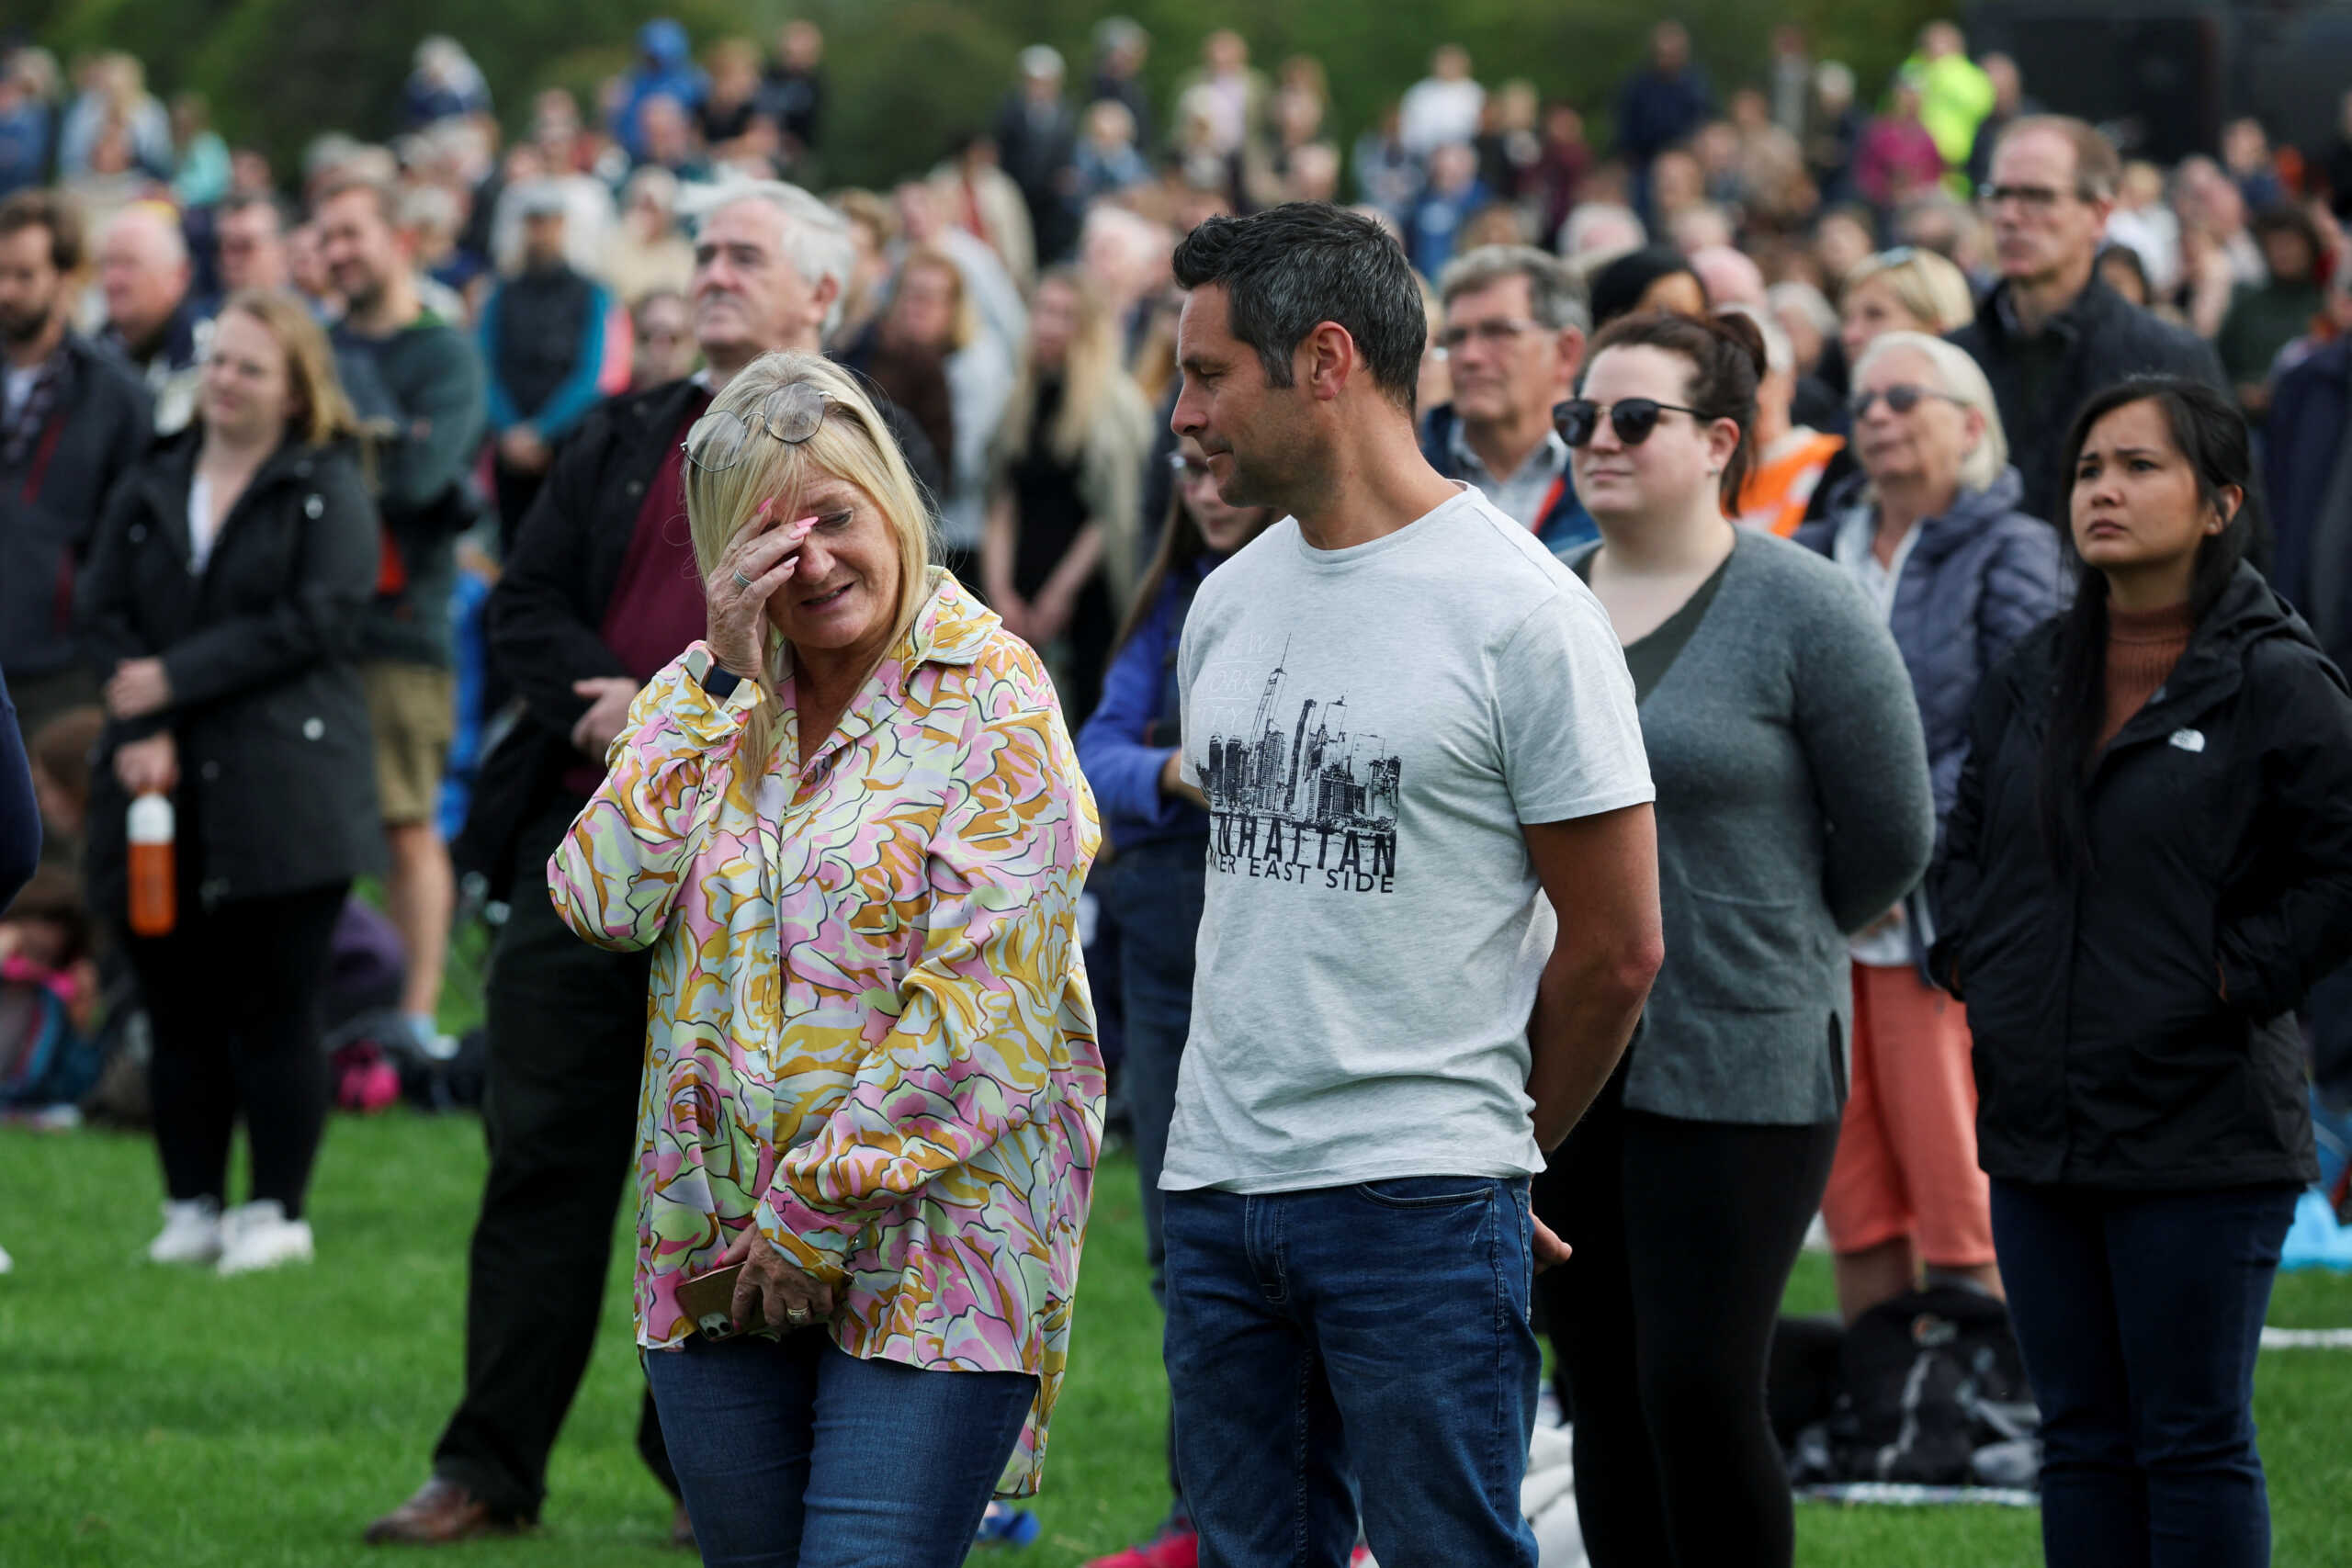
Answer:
[{"left": 0, "top": 864, "right": 102, "bottom": 1112}]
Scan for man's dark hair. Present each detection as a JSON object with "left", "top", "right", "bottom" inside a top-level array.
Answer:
[
  {"left": 0, "top": 188, "right": 86, "bottom": 276},
  {"left": 1171, "top": 203, "right": 1425, "bottom": 412},
  {"left": 2251, "top": 202, "right": 2325, "bottom": 266}
]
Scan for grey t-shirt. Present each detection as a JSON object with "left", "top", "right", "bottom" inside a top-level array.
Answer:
[{"left": 1161, "top": 486, "right": 1654, "bottom": 1194}]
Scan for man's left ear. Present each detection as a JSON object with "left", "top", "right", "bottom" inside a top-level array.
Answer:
[{"left": 1304, "top": 321, "right": 1354, "bottom": 401}]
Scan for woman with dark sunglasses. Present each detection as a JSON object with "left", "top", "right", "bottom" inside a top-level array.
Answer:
[
  {"left": 1536, "top": 309, "right": 1937, "bottom": 1568},
  {"left": 1792, "top": 331, "right": 2064, "bottom": 1329},
  {"left": 1932, "top": 378, "right": 2352, "bottom": 1568}
]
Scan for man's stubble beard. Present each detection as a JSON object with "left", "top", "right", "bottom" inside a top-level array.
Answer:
[{"left": 0, "top": 299, "right": 56, "bottom": 348}]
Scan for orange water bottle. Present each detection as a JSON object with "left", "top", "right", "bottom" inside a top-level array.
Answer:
[{"left": 128, "top": 793, "right": 177, "bottom": 937}]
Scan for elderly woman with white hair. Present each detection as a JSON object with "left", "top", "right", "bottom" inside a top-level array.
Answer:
[
  {"left": 549, "top": 351, "right": 1104, "bottom": 1563},
  {"left": 1793, "top": 331, "right": 2065, "bottom": 1325}
]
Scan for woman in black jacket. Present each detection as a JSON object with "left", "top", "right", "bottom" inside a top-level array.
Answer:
[
  {"left": 1934, "top": 376, "right": 2352, "bottom": 1568},
  {"left": 79, "top": 288, "right": 383, "bottom": 1277}
]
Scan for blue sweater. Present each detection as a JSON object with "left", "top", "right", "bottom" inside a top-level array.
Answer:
[
  {"left": 1793, "top": 467, "right": 2064, "bottom": 834},
  {"left": 1077, "top": 560, "right": 1215, "bottom": 853}
]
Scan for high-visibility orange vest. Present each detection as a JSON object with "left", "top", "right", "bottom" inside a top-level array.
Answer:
[{"left": 1734, "top": 430, "right": 1847, "bottom": 537}]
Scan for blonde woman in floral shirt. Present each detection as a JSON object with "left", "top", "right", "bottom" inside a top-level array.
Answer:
[{"left": 548, "top": 352, "right": 1104, "bottom": 1566}]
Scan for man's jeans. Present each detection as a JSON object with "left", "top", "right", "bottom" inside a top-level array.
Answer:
[{"left": 1163, "top": 1177, "right": 1542, "bottom": 1568}]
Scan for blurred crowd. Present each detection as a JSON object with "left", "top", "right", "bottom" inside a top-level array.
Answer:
[
  {"left": 6, "top": 18, "right": 2349, "bottom": 625},
  {"left": 5, "top": 17, "right": 2351, "bottom": 582},
  {"left": 9, "top": 13, "right": 2352, "bottom": 1563}
]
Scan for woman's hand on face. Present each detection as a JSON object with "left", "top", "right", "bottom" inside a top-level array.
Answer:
[
  {"left": 105, "top": 658, "right": 172, "bottom": 720},
  {"left": 114, "top": 732, "right": 179, "bottom": 795},
  {"left": 717, "top": 1223, "right": 834, "bottom": 1335},
  {"left": 703, "top": 505, "right": 819, "bottom": 677}
]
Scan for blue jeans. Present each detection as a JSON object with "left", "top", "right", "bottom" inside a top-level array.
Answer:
[
  {"left": 1990, "top": 1179, "right": 2300, "bottom": 1568},
  {"left": 642, "top": 1331, "right": 1037, "bottom": 1568},
  {"left": 1163, "top": 1178, "right": 1542, "bottom": 1568}
]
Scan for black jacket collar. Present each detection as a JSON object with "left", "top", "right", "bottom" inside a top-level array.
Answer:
[
  {"left": 2000, "top": 561, "right": 2340, "bottom": 750},
  {"left": 133, "top": 432, "right": 335, "bottom": 566},
  {"left": 1977, "top": 273, "right": 2129, "bottom": 351}
]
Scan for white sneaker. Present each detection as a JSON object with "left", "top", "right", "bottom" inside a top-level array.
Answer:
[
  {"left": 0, "top": 1241, "right": 12, "bottom": 1273},
  {"left": 148, "top": 1197, "right": 224, "bottom": 1265},
  {"left": 215, "top": 1200, "right": 314, "bottom": 1275}
]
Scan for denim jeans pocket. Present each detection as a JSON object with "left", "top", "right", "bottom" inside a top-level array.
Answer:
[{"left": 1351, "top": 1175, "right": 1500, "bottom": 1209}]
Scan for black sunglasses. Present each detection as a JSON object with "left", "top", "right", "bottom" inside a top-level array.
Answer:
[
  {"left": 1555, "top": 397, "right": 1705, "bottom": 448},
  {"left": 1849, "top": 383, "right": 1966, "bottom": 419}
]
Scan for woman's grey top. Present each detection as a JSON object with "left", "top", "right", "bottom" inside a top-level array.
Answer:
[{"left": 1567, "top": 529, "right": 1937, "bottom": 1124}]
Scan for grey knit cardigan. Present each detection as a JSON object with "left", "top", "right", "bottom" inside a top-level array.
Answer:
[{"left": 1571, "top": 528, "right": 1937, "bottom": 1124}]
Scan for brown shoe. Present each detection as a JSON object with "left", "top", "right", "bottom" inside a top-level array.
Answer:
[{"left": 364, "top": 1477, "right": 526, "bottom": 1545}]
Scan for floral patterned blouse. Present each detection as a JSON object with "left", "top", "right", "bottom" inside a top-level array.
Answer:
[{"left": 548, "top": 572, "right": 1104, "bottom": 1496}]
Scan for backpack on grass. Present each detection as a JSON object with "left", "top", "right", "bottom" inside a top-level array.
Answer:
[{"left": 1827, "top": 1284, "right": 2037, "bottom": 1485}]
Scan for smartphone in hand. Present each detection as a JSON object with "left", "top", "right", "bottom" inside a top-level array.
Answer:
[{"left": 676, "top": 1261, "right": 748, "bottom": 1340}]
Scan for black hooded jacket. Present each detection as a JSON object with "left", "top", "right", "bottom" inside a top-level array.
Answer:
[{"left": 1932, "top": 564, "right": 2352, "bottom": 1190}]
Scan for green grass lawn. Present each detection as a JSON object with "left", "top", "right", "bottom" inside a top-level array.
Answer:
[{"left": 3, "top": 1112, "right": 2349, "bottom": 1566}]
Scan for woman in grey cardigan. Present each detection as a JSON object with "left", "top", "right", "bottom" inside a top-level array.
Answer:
[{"left": 1538, "top": 310, "right": 1935, "bottom": 1568}]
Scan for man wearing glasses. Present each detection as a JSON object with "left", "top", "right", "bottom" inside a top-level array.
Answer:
[
  {"left": 1419, "top": 244, "right": 1598, "bottom": 555},
  {"left": 1950, "top": 115, "right": 2222, "bottom": 519}
]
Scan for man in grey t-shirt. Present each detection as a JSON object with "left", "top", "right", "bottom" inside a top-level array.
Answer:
[{"left": 1159, "top": 204, "right": 1663, "bottom": 1568}]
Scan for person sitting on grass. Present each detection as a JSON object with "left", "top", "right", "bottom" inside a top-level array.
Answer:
[{"left": 0, "top": 863, "right": 102, "bottom": 1111}]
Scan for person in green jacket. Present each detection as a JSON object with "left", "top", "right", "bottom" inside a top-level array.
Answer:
[
  {"left": 1902, "top": 22, "right": 1995, "bottom": 194},
  {"left": 2217, "top": 205, "right": 2329, "bottom": 420}
]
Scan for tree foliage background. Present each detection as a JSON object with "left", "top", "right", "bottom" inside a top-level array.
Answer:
[{"left": 22, "top": 0, "right": 1943, "bottom": 190}]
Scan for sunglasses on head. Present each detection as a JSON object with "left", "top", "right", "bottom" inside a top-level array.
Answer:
[
  {"left": 1849, "top": 382, "right": 1964, "bottom": 419},
  {"left": 684, "top": 383, "right": 832, "bottom": 472},
  {"left": 1555, "top": 397, "right": 1705, "bottom": 447}
]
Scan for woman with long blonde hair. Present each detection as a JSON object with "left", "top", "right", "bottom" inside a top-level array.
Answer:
[
  {"left": 79, "top": 287, "right": 382, "bottom": 1276},
  {"left": 548, "top": 351, "right": 1105, "bottom": 1565},
  {"left": 983, "top": 265, "right": 1154, "bottom": 722}
]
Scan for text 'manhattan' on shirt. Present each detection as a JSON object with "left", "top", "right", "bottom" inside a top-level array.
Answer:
[{"left": 1162, "top": 487, "right": 1655, "bottom": 1196}]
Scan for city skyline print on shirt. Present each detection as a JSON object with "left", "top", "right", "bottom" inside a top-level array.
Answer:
[{"left": 1192, "top": 637, "right": 1402, "bottom": 896}]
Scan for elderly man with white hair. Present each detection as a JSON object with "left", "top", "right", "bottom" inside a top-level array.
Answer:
[
  {"left": 96, "top": 202, "right": 206, "bottom": 433},
  {"left": 365, "top": 179, "right": 940, "bottom": 1551}
]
